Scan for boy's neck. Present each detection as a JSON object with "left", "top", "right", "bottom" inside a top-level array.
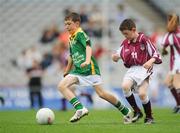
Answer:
[
  {"left": 132, "top": 32, "right": 139, "bottom": 43},
  {"left": 71, "top": 27, "right": 81, "bottom": 36}
]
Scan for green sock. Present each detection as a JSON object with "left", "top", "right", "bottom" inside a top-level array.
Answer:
[
  {"left": 115, "top": 101, "right": 129, "bottom": 115},
  {"left": 70, "top": 97, "right": 83, "bottom": 110}
]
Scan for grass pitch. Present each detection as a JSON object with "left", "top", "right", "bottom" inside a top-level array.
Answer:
[{"left": 0, "top": 108, "right": 180, "bottom": 133}]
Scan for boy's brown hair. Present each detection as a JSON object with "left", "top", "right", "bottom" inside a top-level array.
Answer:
[
  {"left": 119, "top": 19, "right": 136, "bottom": 31},
  {"left": 65, "top": 12, "right": 81, "bottom": 23},
  {"left": 167, "top": 13, "right": 179, "bottom": 32}
]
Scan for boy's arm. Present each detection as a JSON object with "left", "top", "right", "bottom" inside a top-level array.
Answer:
[
  {"left": 143, "top": 57, "right": 156, "bottom": 72},
  {"left": 145, "top": 37, "right": 162, "bottom": 64},
  {"left": 143, "top": 38, "right": 162, "bottom": 72},
  {"left": 161, "top": 33, "right": 172, "bottom": 56},
  {"left": 63, "top": 55, "right": 73, "bottom": 77},
  {"left": 112, "top": 46, "right": 122, "bottom": 62},
  {"left": 161, "top": 47, "right": 168, "bottom": 56},
  {"left": 80, "top": 45, "right": 92, "bottom": 68}
]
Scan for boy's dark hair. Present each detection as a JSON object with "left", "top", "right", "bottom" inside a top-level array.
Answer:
[
  {"left": 119, "top": 19, "right": 136, "bottom": 31},
  {"left": 65, "top": 12, "right": 81, "bottom": 23}
]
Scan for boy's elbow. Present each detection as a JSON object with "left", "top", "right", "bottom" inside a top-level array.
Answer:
[{"left": 154, "top": 57, "right": 162, "bottom": 64}]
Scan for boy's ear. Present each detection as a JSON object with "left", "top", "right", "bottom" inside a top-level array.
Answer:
[
  {"left": 132, "top": 27, "right": 136, "bottom": 32},
  {"left": 75, "top": 21, "right": 80, "bottom": 26}
]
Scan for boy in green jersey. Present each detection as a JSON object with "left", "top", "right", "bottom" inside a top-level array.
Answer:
[{"left": 58, "top": 12, "right": 132, "bottom": 123}]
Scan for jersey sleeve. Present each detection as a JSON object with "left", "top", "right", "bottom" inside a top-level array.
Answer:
[
  {"left": 115, "top": 44, "right": 123, "bottom": 57},
  {"left": 143, "top": 36, "right": 162, "bottom": 64},
  {"left": 77, "top": 32, "right": 91, "bottom": 48},
  {"left": 162, "top": 32, "right": 180, "bottom": 54},
  {"left": 162, "top": 33, "right": 173, "bottom": 48}
]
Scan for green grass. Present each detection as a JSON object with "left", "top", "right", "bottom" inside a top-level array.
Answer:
[{"left": 0, "top": 108, "right": 180, "bottom": 133}]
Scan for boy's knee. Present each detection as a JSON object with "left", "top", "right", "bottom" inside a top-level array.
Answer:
[
  {"left": 121, "top": 82, "right": 131, "bottom": 91},
  {"left": 58, "top": 81, "right": 67, "bottom": 92},
  {"left": 139, "top": 93, "right": 147, "bottom": 101},
  {"left": 121, "top": 83, "right": 132, "bottom": 97},
  {"left": 139, "top": 94, "right": 149, "bottom": 104}
]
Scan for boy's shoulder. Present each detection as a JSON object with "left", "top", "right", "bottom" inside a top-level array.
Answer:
[
  {"left": 121, "top": 39, "right": 129, "bottom": 46},
  {"left": 77, "top": 29, "right": 89, "bottom": 40},
  {"left": 137, "top": 32, "right": 150, "bottom": 43},
  {"left": 76, "top": 28, "right": 86, "bottom": 34},
  {"left": 76, "top": 29, "right": 86, "bottom": 36}
]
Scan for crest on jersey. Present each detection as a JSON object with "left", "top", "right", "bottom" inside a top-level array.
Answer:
[
  {"left": 140, "top": 44, "right": 145, "bottom": 50},
  {"left": 176, "top": 33, "right": 180, "bottom": 38},
  {"left": 125, "top": 49, "right": 130, "bottom": 52}
]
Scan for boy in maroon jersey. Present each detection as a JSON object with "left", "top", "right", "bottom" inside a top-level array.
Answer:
[
  {"left": 112, "top": 19, "right": 162, "bottom": 124},
  {"left": 162, "top": 13, "right": 180, "bottom": 113}
]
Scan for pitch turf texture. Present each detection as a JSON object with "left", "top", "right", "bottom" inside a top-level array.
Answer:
[{"left": 0, "top": 108, "right": 179, "bottom": 133}]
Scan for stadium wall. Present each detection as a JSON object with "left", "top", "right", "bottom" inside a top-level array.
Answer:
[{"left": 0, "top": 85, "right": 176, "bottom": 110}]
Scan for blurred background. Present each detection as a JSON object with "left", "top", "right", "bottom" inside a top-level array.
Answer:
[{"left": 0, "top": 0, "right": 179, "bottom": 110}]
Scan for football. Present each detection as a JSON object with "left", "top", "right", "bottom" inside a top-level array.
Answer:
[{"left": 36, "top": 108, "right": 55, "bottom": 125}]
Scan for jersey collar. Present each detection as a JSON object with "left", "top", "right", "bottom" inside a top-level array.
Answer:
[
  {"left": 70, "top": 27, "right": 82, "bottom": 39},
  {"left": 127, "top": 33, "right": 143, "bottom": 44}
]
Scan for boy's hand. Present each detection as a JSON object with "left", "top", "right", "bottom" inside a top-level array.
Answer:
[
  {"left": 80, "top": 61, "right": 90, "bottom": 68},
  {"left": 112, "top": 53, "right": 120, "bottom": 62},
  {"left": 143, "top": 58, "right": 155, "bottom": 73},
  {"left": 63, "top": 72, "right": 69, "bottom": 77},
  {"left": 161, "top": 48, "right": 168, "bottom": 56}
]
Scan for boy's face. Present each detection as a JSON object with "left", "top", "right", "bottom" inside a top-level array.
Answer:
[
  {"left": 121, "top": 28, "right": 136, "bottom": 41},
  {"left": 64, "top": 19, "right": 79, "bottom": 35}
]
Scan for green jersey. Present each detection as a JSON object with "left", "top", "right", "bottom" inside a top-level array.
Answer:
[{"left": 69, "top": 28, "right": 100, "bottom": 76}]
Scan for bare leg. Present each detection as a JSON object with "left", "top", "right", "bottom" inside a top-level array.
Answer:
[
  {"left": 93, "top": 84, "right": 118, "bottom": 105},
  {"left": 165, "top": 73, "right": 180, "bottom": 107},
  {"left": 58, "top": 75, "right": 88, "bottom": 122},
  {"left": 172, "top": 73, "right": 180, "bottom": 113},
  {"left": 58, "top": 75, "right": 84, "bottom": 111},
  {"left": 122, "top": 79, "right": 141, "bottom": 113},
  {"left": 58, "top": 76, "right": 78, "bottom": 101},
  {"left": 173, "top": 73, "right": 180, "bottom": 89},
  {"left": 93, "top": 84, "right": 131, "bottom": 117}
]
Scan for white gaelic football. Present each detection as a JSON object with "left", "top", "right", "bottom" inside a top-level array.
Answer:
[{"left": 36, "top": 108, "right": 55, "bottom": 125}]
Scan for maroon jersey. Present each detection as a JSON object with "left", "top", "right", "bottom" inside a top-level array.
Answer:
[
  {"left": 119, "top": 33, "right": 162, "bottom": 68},
  {"left": 162, "top": 27, "right": 180, "bottom": 70}
]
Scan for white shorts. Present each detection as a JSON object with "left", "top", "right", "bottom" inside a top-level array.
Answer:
[
  {"left": 123, "top": 66, "right": 152, "bottom": 87},
  {"left": 172, "top": 52, "right": 180, "bottom": 74},
  {"left": 67, "top": 74, "right": 102, "bottom": 86}
]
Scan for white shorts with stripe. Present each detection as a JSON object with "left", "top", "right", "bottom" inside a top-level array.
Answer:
[
  {"left": 67, "top": 74, "right": 102, "bottom": 86},
  {"left": 172, "top": 49, "right": 180, "bottom": 74},
  {"left": 123, "top": 66, "right": 152, "bottom": 87}
]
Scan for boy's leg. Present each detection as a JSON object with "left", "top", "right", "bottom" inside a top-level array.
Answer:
[
  {"left": 172, "top": 73, "right": 180, "bottom": 113},
  {"left": 138, "top": 79, "right": 154, "bottom": 124},
  {"left": 165, "top": 73, "right": 180, "bottom": 113},
  {"left": 169, "top": 86, "right": 180, "bottom": 113},
  {"left": 122, "top": 80, "right": 142, "bottom": 122},
  {"left": 93, "top": 84, "right": 132, "bottom": 124},
  {"left": 60, "top": 84, "right": 78, "bottom": 111},
  {"left": 58, "top": 75, "right": 88, "bottom": 122},
  {"left": 58, "top": 76, "right": 79, "bottom": 101}
]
